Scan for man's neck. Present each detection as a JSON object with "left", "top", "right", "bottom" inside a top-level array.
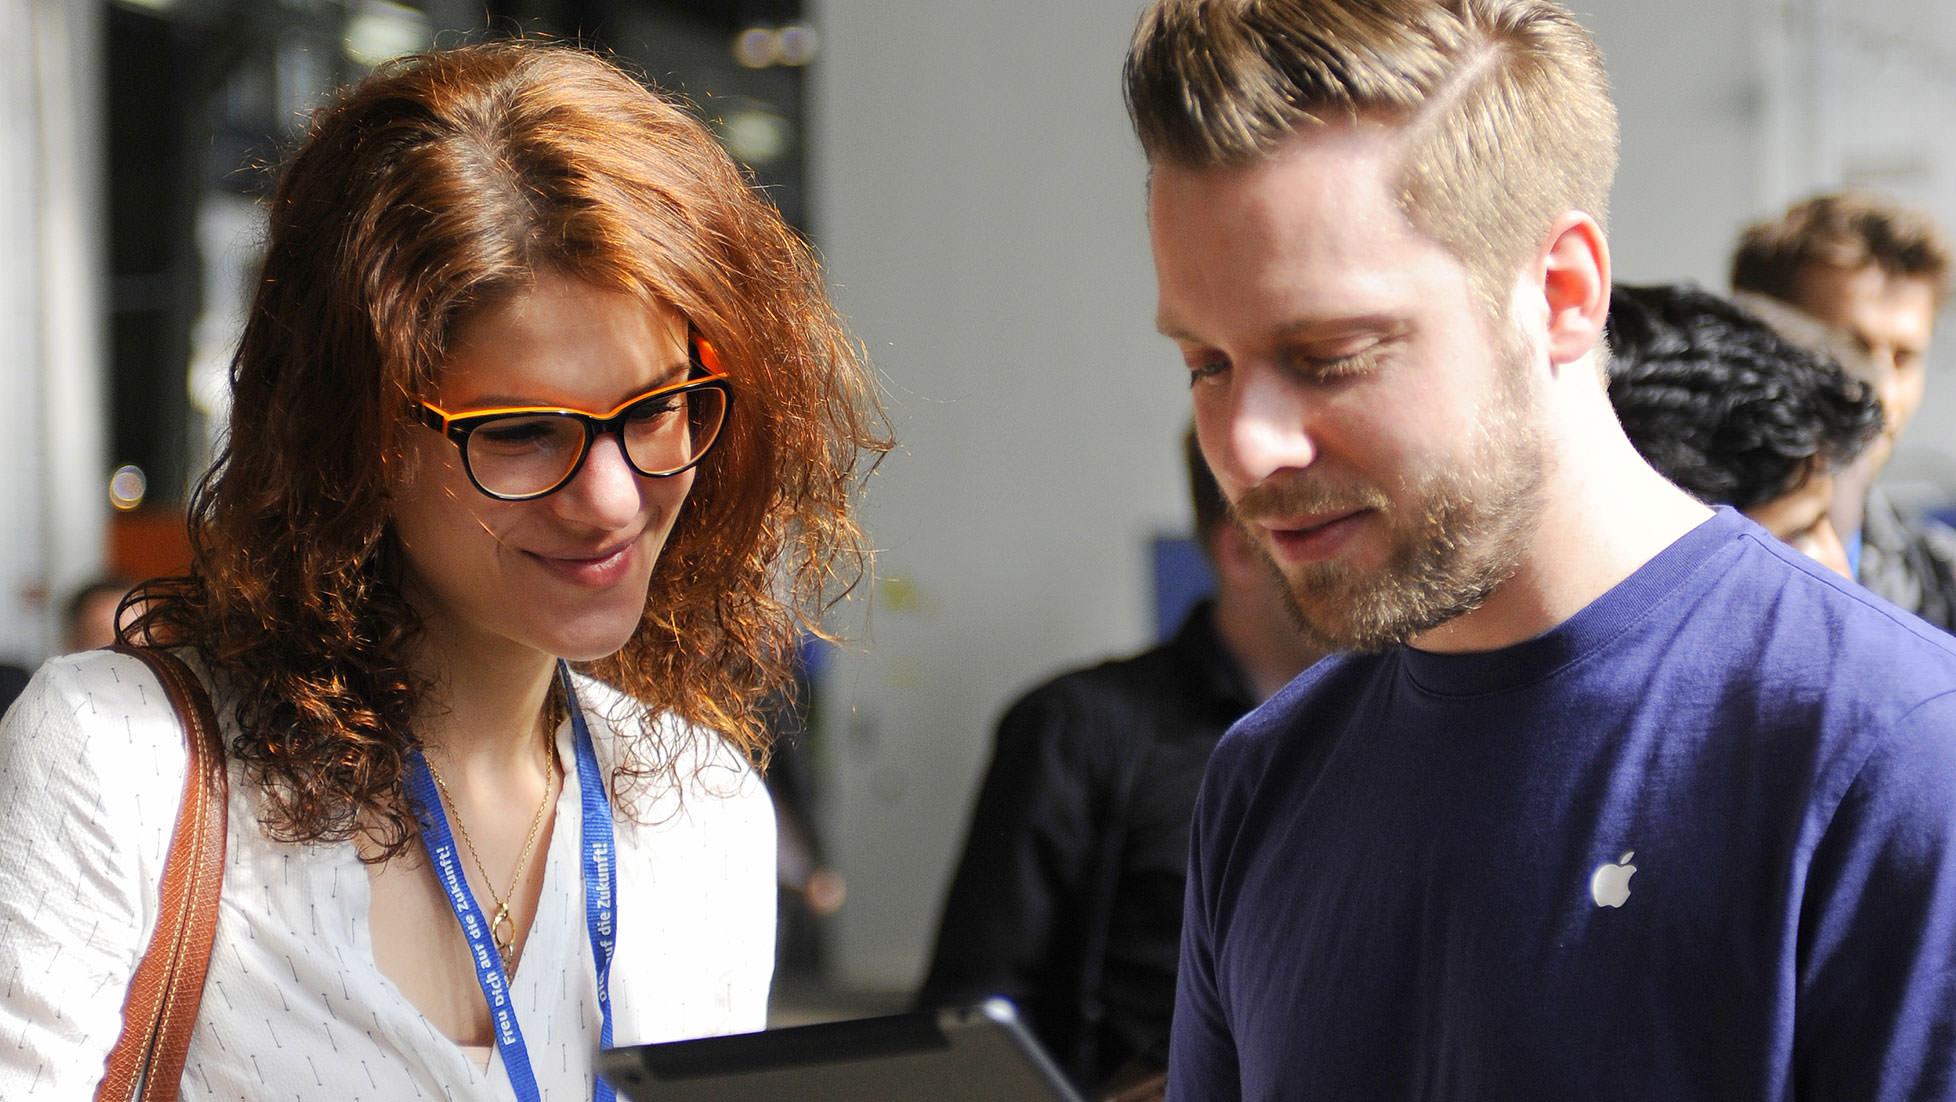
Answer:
[{"left": 1411, "top": 384, "right": 1712, "bottom": 655}]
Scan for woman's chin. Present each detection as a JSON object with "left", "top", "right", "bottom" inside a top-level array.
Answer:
[{"left": 551, "top": 624, "right": 643, "bottom": 666}]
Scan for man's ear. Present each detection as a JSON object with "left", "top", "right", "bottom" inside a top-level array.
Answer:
[
  {"left": 1211, "top": 521, "right": 1257, "bottom": 584},
  {"left": 1537, "top": 211, "right": 1610, "bottom": 367}
]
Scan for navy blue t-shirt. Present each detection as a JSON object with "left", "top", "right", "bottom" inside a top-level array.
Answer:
[{"left": 1171, "top": 509, "right": 1956, "bottom": 1100}]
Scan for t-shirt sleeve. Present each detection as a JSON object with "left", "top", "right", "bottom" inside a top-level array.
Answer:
[
  {"left": 0, "top": 655, "right": 183, "bottom": 1098},
  {"left": 1796, "top": 688, "right": 1956, "bottom": 1098},
  {"left": 1166, "top": 747, "right": 1239, "bottom": 1102}
]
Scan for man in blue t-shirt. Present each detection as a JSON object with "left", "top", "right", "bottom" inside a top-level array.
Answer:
[{"left": 1125, "top": 1, "right": 1956, "bottom": 1098}]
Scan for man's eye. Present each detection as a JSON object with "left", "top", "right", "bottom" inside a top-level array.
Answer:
[
  {"left": 1298, "top": 345, "right": 1382, "bottom": 381},
  {"left": 1185, "top": 356, "right": 1230, "bottom": 385}
]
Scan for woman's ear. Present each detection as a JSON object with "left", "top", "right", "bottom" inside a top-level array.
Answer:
[
  {"left": 384, "top": 390, "right": 427, "bottom": 491},
  {"left": 384, "top": 437, "right": 418, "bottom": 489},
  {"left": 1537, "top": 211, "right": 1611, "bottom": 367}
]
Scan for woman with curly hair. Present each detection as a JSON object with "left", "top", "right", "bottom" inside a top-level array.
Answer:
[{"left": 0, "top": 40, "right": 885, "bottom": 1099}]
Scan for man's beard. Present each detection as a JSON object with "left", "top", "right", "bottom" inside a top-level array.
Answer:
[{"left": 1233, "top": 327, "right": 1551, "bottom": 654}]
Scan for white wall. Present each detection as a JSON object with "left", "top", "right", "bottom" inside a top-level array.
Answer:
[
  {"left": 808, "top": 0, "right": 1166, "bottom": 989},
  {"left": 1, "top": 0, "right": 108, "bottom": 666},
  {"left": 809, "top": 0, "right": 1956, "bottom": 993},
  {"left": 1579, "top": 0, "right": 1763, "bottom": 288}
]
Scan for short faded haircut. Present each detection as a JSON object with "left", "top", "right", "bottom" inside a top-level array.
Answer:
[
  {"left": 1731, "top": 190, "right": 1953, "bottom": 304},
  {"left": 1124, "top": 0, "right": 1618, "bottom": 310}
]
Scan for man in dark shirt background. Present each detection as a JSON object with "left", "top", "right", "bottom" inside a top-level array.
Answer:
[{"left": 919, "top": 430, "right": 1318, "bottom": 1097}]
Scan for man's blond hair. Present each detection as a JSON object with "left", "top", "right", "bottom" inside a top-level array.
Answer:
[{"left": 1124, "top": 0, "right": 1617, "bottom": 310}]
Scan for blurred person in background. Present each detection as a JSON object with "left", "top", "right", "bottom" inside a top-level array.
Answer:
[
  {"left": 920, "top": 428, "right": 1319, "bottom": 1100},
  {"left": 62, "top": 575, "right": 136, "bottom": 652},
  {"left": 1732, "top": 190, "right": 1956, "bottom": 628},
  {"left": 1605, "top": 282, "right": 1883, "bottom": 577}
]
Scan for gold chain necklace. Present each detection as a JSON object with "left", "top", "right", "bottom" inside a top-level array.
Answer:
[{"left": 425, "top": 746, "right": 558, "bottom": 977}]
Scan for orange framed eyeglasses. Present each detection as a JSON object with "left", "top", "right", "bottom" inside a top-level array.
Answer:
[{"left": 414, "top": 337, "right": 732, "bottom": 501}]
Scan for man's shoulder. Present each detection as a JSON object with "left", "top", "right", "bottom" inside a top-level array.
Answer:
[
  {"left": 1205, "top": 653, "right": 1382, "bottom": 770},
  {"left": 1582, "top": 523, "right": 1956, "bottom": 753},
  {"left": 1719, "top": 555, "right": 1956, "bottom": 758},
  {"left": 1719, "top": 521, "right": 1956, "bottom": 676}
]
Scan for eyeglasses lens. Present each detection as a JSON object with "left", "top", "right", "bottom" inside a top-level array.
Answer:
[
  {"left": 620, "top": 385, "right": 726, "bottom": 477},
  {"left": 465, "top": 416, "right": 584, "bottom": 499},
  {"left": 464, "top": 385, "right": 727, "bottom": 498}
]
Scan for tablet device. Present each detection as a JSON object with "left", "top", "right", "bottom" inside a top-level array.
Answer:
[{"left": 596, "top": 998, "right": 1084, "bottom": 1101}]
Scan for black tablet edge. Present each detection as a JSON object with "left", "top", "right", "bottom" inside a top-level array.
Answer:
[{"left": 626, "top": 1010, "right": 951, "bottom": 1081}]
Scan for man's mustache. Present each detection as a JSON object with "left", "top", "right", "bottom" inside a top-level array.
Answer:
[{"left": 1232, "top": 475, "right": 1390, "bottom": 526}]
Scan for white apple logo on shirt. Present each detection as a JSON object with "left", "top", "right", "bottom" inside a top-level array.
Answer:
[{"left": 1590, "top": 851, "right": 1637, "bottom": 908}]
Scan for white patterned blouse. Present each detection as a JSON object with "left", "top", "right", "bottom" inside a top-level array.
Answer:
[{"left": 0, "top": 649, "right": 775, "bottom": 1100}]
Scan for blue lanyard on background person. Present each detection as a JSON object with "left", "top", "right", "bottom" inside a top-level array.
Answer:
[{"left": 403, "top": 658, "right": 619, "bottom": 1102}]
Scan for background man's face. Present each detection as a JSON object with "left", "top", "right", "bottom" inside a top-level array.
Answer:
[
  {"left": 1148, "top": 124, "right": 1549, "bottom": 653},
  {"left": 1791, "top": 263, "right": 1938, "bottom": 461}
]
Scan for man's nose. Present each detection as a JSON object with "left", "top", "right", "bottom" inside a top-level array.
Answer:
[{"left": 1225, "top": 366, "right": 1320, "bottom": 485}]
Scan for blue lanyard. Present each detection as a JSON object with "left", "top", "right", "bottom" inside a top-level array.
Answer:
[
  {"left": 563, "top": 662, "right": 619, "bottom": 1102},
  {"left": 404, "top": 659, "right": 619, "bottom": 1102}
]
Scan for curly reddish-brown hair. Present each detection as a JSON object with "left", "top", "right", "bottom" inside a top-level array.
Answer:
[{"left": 130, "top": 41, "right": 888, "bottom": 858}]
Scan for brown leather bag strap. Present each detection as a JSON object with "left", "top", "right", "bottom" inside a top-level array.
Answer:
[{"left": 95, "top": 646, "right": 228, "bottom": 1102}]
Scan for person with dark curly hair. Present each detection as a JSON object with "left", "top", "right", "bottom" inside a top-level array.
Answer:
[
  {"left": 1732, "top": 190, "right": 1956, "bottom": 628},
  {"left": 1604, "top": 282, "right": 1883, "bottom": 577},
  {"left": 0, "top": 41, "right": 886, "bottom": 1099}
]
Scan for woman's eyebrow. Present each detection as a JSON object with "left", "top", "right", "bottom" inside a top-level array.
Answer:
[{"left": 445, "top": 360, "right": 696, "bottom": 411}]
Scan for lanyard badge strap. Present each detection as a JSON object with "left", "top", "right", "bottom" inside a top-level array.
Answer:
[
  {"left": 562, "top": 660, "right": 620, "bottom": 1102},
  {"left": 405, "top": 659, "right": 620, "bottom": 1102},
  {"left": 403, "top": 755, "right": 544, "bottom": 1101}
]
